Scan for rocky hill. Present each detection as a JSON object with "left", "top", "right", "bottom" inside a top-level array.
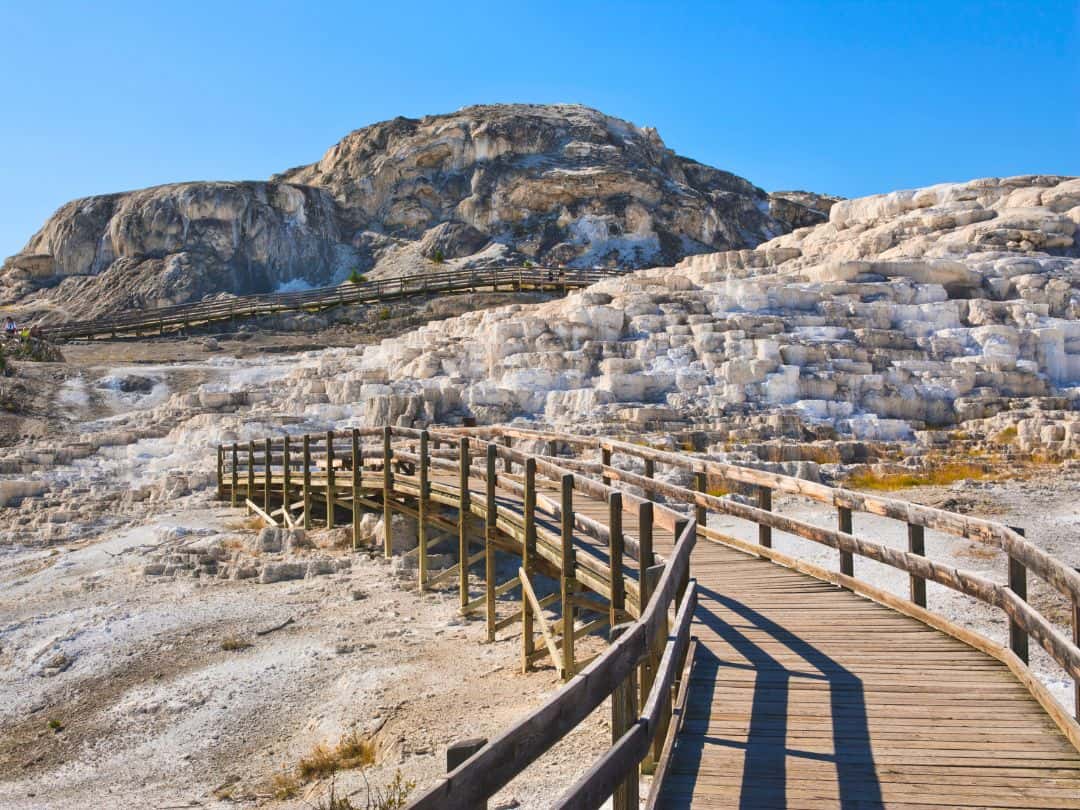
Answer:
[{"left": 0, "top": 104, "right": 834, "bottom": 319}]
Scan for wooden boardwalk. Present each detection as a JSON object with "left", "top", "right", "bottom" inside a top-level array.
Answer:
[
  {"left": 218, "top": 427, "right": 1080, "bottom": 809},
  {"left": 658, "top": 542, "right": 1080, "bottom": 809},
  {"left": 41, "top": 266, "right": 614, "bottom": 341}
]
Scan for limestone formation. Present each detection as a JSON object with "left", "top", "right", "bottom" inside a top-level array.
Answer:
[
  {"left": 1, "top": 104, "right": 829, "bottom": 319},
  {"left": 253, "top": 175, "right": 1080, "bottom": 451}
]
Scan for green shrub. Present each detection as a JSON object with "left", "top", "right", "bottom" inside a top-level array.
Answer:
[
  {"left": 348, "top": 269, "right": 367, "bottom": 284},
  {"left": 377, "top": 307, "right": 392, "bottom": 321},
  {"left": 523, "top": 259, "right": 533, "bottom": 269},
  {"left": 431, "top": 249, "right": 445, "bottom": 264}
]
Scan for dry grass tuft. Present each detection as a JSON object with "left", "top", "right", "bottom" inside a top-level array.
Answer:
[
  {"left": 220, "top": 635, "right": 253, "bottom": 652},
  {"left": 271, "top": 769, "right": 300, "bottom": 799},
  {"left": 298, "top": 730, "right": 376, "bottom": 781},
  {"left": 313, "top": 772, "right": 415, "bottom": 810},
  {"left": 845, "top": 462, "right": 994, "bottom": 491}
]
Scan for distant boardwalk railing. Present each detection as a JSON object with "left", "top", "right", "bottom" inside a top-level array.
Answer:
[
  {"left": 214, "top": 425, "right": 1080, "bottom": 808},
  {"left": 43, "top": 266, "right": 615, "bottom": 341}
]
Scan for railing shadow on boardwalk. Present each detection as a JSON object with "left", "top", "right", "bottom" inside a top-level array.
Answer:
[{"left": 666, "top": 584, "right": 883, "bottom": 810}]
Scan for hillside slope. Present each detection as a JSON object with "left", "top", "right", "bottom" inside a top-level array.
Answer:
[{"left": 0, "top": 104, "right": 833, "bottom": 319}]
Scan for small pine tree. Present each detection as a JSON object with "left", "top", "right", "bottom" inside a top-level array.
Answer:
[{"left": 431, "top": 249, "right": 445, "bottom": 264}]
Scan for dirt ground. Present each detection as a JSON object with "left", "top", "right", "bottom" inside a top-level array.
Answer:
[{"left": 1, "top": 293, "right": 1078, "bottom": 809}]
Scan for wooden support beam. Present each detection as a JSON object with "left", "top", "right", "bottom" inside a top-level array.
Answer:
[
  {"left": 1009, "top": 526, "right": 1029, "bottom": 664},
  {"left": 520, "top": 568, "right": 563, "bottom": 675},
  {"left": 351, "top": 429, "right": 361, "bottom": 550},
  {"left": 644, "top": 457, "right": 654, "bottom": 480},
  {"left": 560, "top": 473, "right": 576, "bottom": 680},
  {"left": 758, "top": 486, "right": 772, "bottom": 548},
  {"left": 247, "top": 440, "right": 256, "bottom": 504},
  {"left": 383, "top": 427, "right": 393, "bottom": 558},
  {"left": 263, "top": 437, "right": 272, "bottom": 515},
  {"left": 608, "top": 491, "right": 624, "bottom": 631},
  {"left": 522, "top": 457, "right": 537, "bottom": 673},
  {"left": 230, "top": 443, "right": 239, "bottom": 508},
  {"left": 245, "top": 499, "right": 278, "bottom": 528},
  {"left": 418, "top": 431, "right": 429, "bottom": 592},
  {"left": 302, "top": 434, "right": 312, "bottom": 530},
  {"left": 282, "top": 435, "right": 291, "bottom": 516},
  {"left": 908, "top": 522, "right": 926, "bottom": 607},
  {"left": 838, "top": 505, "right": 854, "bottom": 580},
  {"left": 458, "top": 437, "right": 471, "bottom": 610},
  {"left": 601, "top": 447, "right": 612, "bottom": 487},
  {"left": 485, "top": 442, "right": 498, "bottom": 642},
  {"left": 216, "top": 446, "right": 224, "bottom": 500},
  {"left": 326, "top": 430, "right": 336, "bottom": 530}
]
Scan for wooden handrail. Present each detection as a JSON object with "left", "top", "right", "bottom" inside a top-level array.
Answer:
[{"left": 42, "top": 266, "right": 619, "bottom": 340}]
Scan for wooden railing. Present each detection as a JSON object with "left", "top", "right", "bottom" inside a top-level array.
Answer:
[
  {"left": 474, "top": 426, "right": 1080, "bottom": 744},
  {"left": 43, "top": 266, "right": 616, "bottom": 341},
  {"left": 215, "top": 423, "right": 1080, "bottom": 806},
  {"left": 216, "top": 425, "right": 698, "bottom": 809}
]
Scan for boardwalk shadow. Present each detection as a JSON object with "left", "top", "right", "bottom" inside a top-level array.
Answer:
[{"left": 663, "top": 584, "right": 883, "bottom": 810}]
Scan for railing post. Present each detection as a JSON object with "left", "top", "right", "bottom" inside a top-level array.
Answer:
[
  {"left": 351, "top": 429, "right": 361, "bottom": 550},
  {"left": 230, "top": 443, "right": 239, "bottom": 508},
  {"left": 637, "top": 500, "right": 659, "bottom": 773},
  {"left": 247, "top": 440, "right": 256, "bottom": 508},
  {"left": 644, "top": 457, "right": 655, "bottom": 480},
  {"left": 282, "top": 435, "right": 291, "bottom": 510},
  {"left": 458, "top": 437, "right": 471, "bottom": 610},
  {"left": 908, "top": 522, "right": 927, "bottom": 607},
  {"left": 757, "top": 486, "right": 772, "bottom": 548},
  {"left": 216, "top": 446, "right": 224, "bottom": 500},
  {"left": 838, "top": 506, "right": 854, "bottom": 580},
  {"left": 501, "top": 435, "right": 512, "bottom": 474},
  {"left": 561, "top": 473, "right": 576, "bottom": 680},
  {"left": 302, "top": 434, "right": 312, "bottom": 529},
  {"left": 326, "top": 430, "right": 336, "bottom": 529},
  {"left": 485, "top": 443, "right": 498, "bottom": 642},
  {"left": 601, "top": 446, "right": 612, "bottom": 486},
  {"left": 522, "top": 456, "right": 537, "bottom": 672},
  {"left": 419, "top": 431, "right": 430, "bottom": 591},
  {"left": 1073, "top": 574, "right": 1079, "bottom": 722},
  {"left": 1008, "top": 526, "right": 1029, "bottom": 664},
  {"left": 263, "top": 438, "right": 272, "bottom": 515},
  {"left": 609, "top": 622, "right": 640, "bottom": 810},
  {"left": 608, "top": 491, "right": 624, "bottom": 629},
  {"left": 694, "top": 471, "right": 707, "bottom": 528},
  {"left": 383, "top": 427, "right": 393, "bottom": 558},
  {"left": 446, "top": 738, "right": 488, "bottom": 810}
]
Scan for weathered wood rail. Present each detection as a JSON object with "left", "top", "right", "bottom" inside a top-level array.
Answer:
[
  {"left": 216, "top": 425, "right": 1080, "bottom": 808},
  {"left": 43, "top": 266, "right": 615, "bottom": 341}
]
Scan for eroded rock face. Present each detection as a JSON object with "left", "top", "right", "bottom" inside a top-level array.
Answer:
[
  {"left": 2, "top": 104, "right": 829, "bottom": 318},
  {"left": 2, "top": 182, "right": 357, "bottom": 319},
  {"left": 277, "top": 104, "right": 811, "bottom": 267}
]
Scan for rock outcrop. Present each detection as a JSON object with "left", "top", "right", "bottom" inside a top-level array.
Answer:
[{"left": 2, "top": 104, "right": 829, "bottom": 319}]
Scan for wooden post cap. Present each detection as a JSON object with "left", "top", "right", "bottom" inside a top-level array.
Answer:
[{"left": 446, "top": 737, "right": 487, "bottom": 772}]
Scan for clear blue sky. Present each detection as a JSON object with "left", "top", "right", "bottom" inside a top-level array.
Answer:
[{"left": 1, "top": 0, "right": 1077, "bottom": 259}]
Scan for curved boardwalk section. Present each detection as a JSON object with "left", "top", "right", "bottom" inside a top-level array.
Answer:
[
  {"left": 661, "top": 543, "right": 1080, "bottom": 809},
  {"left": 216, "top": 426, "right": 1080, "bottom": 809}
]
